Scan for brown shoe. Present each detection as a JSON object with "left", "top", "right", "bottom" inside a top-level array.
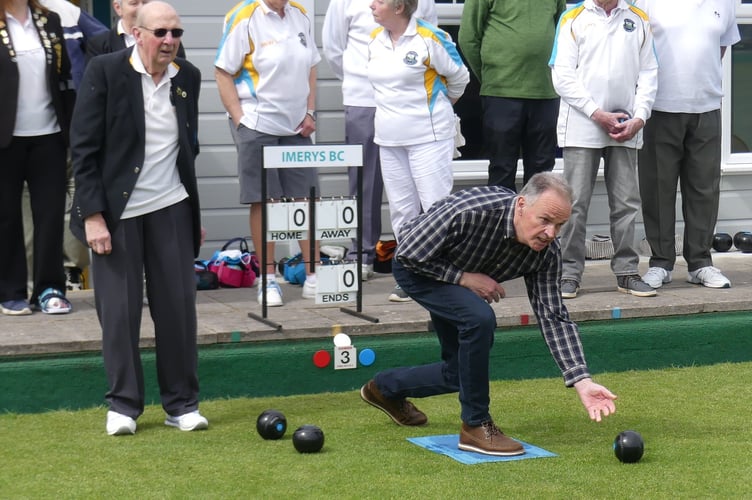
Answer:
[
  {"left": 458, "top": 421, "right": 524, "bottom": 456},
  {"left": 360, "top": 380, "right": 427, "bottom": 426}
]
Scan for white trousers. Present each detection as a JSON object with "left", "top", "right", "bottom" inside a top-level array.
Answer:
[{"left": 379, "top": 138, "right": 454, "bottom": 239}]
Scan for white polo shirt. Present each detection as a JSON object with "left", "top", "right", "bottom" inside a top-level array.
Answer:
[
  {"left": 7, "top": 8, "right": 59, "bottom": 136},
  {"left": 322, "top": 0, "right": 437, "bottom": 108},
  {"left": 214, "top": 0, "right": 321, "bottom": 136},
  {"left": 121, "top": 47, "right": 188, "bottom": 219},
  {"left": 633, "top": 0, "right": 740, "bottom": 113},
  {"left": 117, "top": 19, "right": 137, "bottom": 48},
  {"left": 549, "top": 0, "right": 658, "bottom": 148},
  {"left": 367, "top": 17, "right": 469, "bottom": 147}
]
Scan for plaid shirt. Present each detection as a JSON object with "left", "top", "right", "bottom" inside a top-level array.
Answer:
[{"left": 396, "top": 186, "right": 590, "bottom": 386}]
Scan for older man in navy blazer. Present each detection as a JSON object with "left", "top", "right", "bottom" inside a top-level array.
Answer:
[{"left": 70, "top": 1, "right": 206, "bottom": 436}]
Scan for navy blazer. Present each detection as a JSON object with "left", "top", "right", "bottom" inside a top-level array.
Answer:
[
  {"left": 86, "top": 26, "right": 186, "bottom": 64},
  {"left": 0, "top": 7, "right": 75, "bottom": 148},
  {"left": 69, "top": 49, "right": 202, "bottom": 256}
]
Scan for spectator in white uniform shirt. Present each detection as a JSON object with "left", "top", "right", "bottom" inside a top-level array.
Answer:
[
  {"left": 215, "top": 0, "right": 321, "bottom": 307},
  {"left": 322, "top": 0, "right": 437, "bottom": 287},
  {"left": 367, "top": 0, "right": 469, "bottom": 302},
  {"left": 549, "top": 0, "right": 658, "bottom": 299},
  {"left": 634, "top": 0, "right": 740, "bottom": 291}
]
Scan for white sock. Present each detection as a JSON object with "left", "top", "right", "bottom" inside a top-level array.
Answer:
[
  {"left": 265, "top": 274, "right": 276, "bottom": 283},
  {"left": 305, "top": 274, "right": 317, "bottom": 285}
]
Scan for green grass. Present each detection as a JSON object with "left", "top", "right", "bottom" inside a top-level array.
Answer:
[{"left": 1, "top": 362, "right": 750, "bottom": 499}]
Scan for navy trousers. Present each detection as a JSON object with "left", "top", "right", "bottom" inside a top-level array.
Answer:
[
  {"left": 481, "top": 96, "right": 559, "bottom": 191},
  {"left": 92, "top": 200, "right": 199, "bottom": 419},
  {"left": 375, "top": 259, "right": 497, "bottom": 425}
]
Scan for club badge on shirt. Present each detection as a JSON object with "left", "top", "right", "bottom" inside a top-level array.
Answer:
[
  {"left": 403, "top": 51, "right": 418, "bottom": 66},
  {"left": 298, "top": 32, "right": 307, "bottom": 48}
]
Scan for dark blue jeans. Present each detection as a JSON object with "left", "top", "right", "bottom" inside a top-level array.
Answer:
[{"left": 375, "top": 260, "right": 497, "bottom": 425}]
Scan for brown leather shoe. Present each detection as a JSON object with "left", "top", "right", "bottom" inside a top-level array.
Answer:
[
  {"left": 360, "top": 380, "right": 427, "bottom": 426},
  {"left": 458, "top": 421, "right": 524, "bottom": 456}
]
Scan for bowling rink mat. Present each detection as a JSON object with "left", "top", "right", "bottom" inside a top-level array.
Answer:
[{"left": 407, "top": 434, "right": 557, "bottom": 464}]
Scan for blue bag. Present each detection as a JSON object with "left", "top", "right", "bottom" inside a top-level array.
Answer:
[{"left": 281, "top": 253, "right": 307, "bottom": 285}]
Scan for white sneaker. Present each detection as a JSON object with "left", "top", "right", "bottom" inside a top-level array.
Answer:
[
  {"left": 388, "top": 285, "right": 412, "bottom": 302},
  {"left": 165, "top": 410, "right": 208, "bottom": 431},
  {"left": 106, "top": 410, "right": 136, "bottom": 436},
  {"left": 642, "top": 267, "right": 672, "bottom": 288},
  {"left": 302, "top": 279, "right": 317, "bottom": 299},
  {"left": 361, "top": 264, "right": 374, "bottom": 282},
  {"left": 687, "top": 266, "right": 731, "bottom": 288},
  {"left": 257, "top": 280, "right": 283, "bottom": 306}
]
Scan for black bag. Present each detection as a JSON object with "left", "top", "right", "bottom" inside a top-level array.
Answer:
[
  {"left": 195, "top": 261, "right": 219, "bottom": 290},
  {"left": 373, "top": 240, "right": 397, "bottom": 274}
]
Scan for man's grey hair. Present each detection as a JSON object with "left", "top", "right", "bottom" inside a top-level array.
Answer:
[{"left": 518, "top": 172, "right": 574, "bottom": 206}]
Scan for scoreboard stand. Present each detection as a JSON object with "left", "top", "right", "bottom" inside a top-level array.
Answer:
[{"left": 248, "top": 144, "right": 379, "bottom": 329}]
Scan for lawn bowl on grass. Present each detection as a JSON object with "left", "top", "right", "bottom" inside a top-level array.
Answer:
[
  {"left": 256, "top": 409, "right": 287, "bottom": 440},
  {"left": 292, "top": 424, "right": 325, "bottom": 453},
  {"left": 614, "top": 430, "right": 644, "bottom": 463}
]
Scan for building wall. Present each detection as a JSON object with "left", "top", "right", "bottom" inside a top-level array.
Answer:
[
  {"left": 176, "top": 0, "right": 361, "bottom": 258},
  {"left": 175, "top": 0, "right": 752, "bottom": 259}
]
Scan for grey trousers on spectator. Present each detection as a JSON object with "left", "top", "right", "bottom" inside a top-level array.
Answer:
[
  {"left": 638, "top": 110, "right": 721, "bottom": 273},
  {"left": 559, "top": 146, "right": 642, "bottom": 284}
]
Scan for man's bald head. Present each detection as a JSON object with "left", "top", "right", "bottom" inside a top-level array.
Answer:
[{"left": 134, "top": 1, "right": 183, "bottom": 78}]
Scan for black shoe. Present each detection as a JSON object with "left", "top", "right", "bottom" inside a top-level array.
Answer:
[
  {"left": 65, "top": 267, "right": 83, "bottom": 291},
  {"left": 617, "top": 274, "right": 656, "bottom": 297},
  {"left": 561, "top": 279, "right": 579, "bottom": 299}
]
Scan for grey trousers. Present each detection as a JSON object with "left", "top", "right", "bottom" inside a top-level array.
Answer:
[
  {"left": 345, "top": 106, "right": 383, "bottom": 265},
  {"left": 92, "top": 200, "right": 199, "bottom": 419},
  {"left": 560, "top": 146, "right": 641, "bottom": 283},
  {"left": 638, "top": 110, "right": 721, "bottom": 272}
]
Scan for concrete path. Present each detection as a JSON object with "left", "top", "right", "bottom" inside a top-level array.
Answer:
[{"left": 1, "top": 252, "right": 750, "bottom": 357}]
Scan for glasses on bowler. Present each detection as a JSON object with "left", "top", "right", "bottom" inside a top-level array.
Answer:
[{"left": 139, "top": 26, "right": 184, "bottom": 38}]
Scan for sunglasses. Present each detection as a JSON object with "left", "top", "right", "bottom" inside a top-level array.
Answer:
[{"left": 139, "top": 26, "right": 184, "bottom": 38}]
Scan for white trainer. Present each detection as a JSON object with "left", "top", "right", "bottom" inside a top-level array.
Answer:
[
  {"left": 257, "top": 280, "right": 283, "bottom": 307},
  {"left": 106, "top": 410, "right": 136, "bottom": 436},
  {"left": 642, "top": 267, "right": 672, "bottom": 288},
  {"left": 687, "top": 266, "right": 731, "bottom": 289},
  {"left": 165, "top": 410, "right": 208, "bottom": 431},
  {"left": 361, "top": 263, "right": 374, "bottom": 282},
  {"left": 302, "top": 278, "right": 317, "bottom": 299},
  {"left": 388, "top": 285, "right": 412, "bottom": 302}
]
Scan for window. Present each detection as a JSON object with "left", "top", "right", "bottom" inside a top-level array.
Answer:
[{"left": 731, "top": 24, "right": 752, "bottom": 154}]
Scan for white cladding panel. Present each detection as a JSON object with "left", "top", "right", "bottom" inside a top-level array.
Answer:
[{"left": 173, "top": 0, "right": 752, "bottom": 260}]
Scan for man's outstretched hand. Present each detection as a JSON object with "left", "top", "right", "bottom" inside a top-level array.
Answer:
[{"left": 574, "top": 378, "right": 617, "bottom": 422}]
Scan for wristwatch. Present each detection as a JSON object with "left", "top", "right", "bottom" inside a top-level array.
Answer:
[{"left": 306, "top": 109, "right": 317, "bottom": 121}]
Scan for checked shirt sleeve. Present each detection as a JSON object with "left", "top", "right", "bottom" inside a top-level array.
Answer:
[{"left": 524, "top": 243, "right": 591, "bottom": 386}]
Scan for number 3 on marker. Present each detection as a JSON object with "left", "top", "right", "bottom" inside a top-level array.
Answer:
[{"left": 334, "top": 345, "right": 357, "bottom": 370}]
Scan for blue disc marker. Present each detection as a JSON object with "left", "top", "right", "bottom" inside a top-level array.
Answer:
[{"left": 359, "top": 348, "right": 376, "bottom": 366}]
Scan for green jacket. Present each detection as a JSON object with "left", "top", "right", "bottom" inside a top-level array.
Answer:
[{"left": 459, "top": 0, "right": 566, "bottom": 99}]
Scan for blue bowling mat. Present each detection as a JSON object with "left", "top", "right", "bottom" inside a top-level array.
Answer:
[{"left": 407, "top": 434, "right": 557, "bottom": 465}]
